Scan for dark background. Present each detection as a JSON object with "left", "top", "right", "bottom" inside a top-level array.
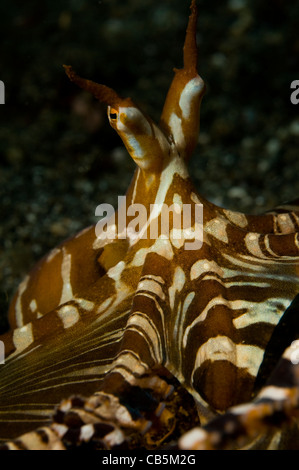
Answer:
[{"left": 0, "top": 0, "right": 299, "bottom": 332}]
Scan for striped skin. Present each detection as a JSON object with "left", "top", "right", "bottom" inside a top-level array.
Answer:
[
  {"left": 179, "top": 341, "right": 299, "bottom": 450},
  {"left": 0, "top": 0, "right": 299, "bottom": 450}
]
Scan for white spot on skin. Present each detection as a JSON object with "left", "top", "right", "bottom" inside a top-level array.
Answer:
[
  {"left": 182, "top": 292, "right": 195, "bottom": 317},
  {"left": 284, "top": 341, "right": 299, "bottom": 362},
  {"left": 248, "top": 233, "right": 258, "bottom": 241},
  {"left": 130, "top": 248, "right": 148, "bottom": 267},
  {"left": 169, "top": 266, "right": 186, "bottom": 310},
  {"left": 151, "top": 237, "right": 174, "bottom": 260},
  {"left": 15, "top": 275, "right": 29, "bottom": 328},
  {"left": 170, "top": 228, "right": 185, "bottom": 249},
  {"left": 192, "top": 337, "right": 264, "bottom": 377},
  {"left": 80, "top": 424, "right": 95, "bottom": 442},
  {"left": 193, "top": 336, "right": 236, "bottom": 368},
  {"left": 52, "top": 423, "right": 69, "bottom": 438},
  {"left": 245, "top": 232, "right": 275, "bottom": 259},
  {"left": 29, "top": 299, "right": 38, "bottom": 313},
  {"left": 131, "top": 237, "right": 174, "bottom": 267},
  {"left": 59, "top": 249, "right": 73, "bottom": 304},
  {"left": 267, "top": 431, "right": 283, "bottom": 450},
  {"left": 191, "top": 192, "right": 201, "bottom": 205},
  {"left": 205, "top": 218, "right": 229, "bottom": 243},
  {"left": 57, "top": 305, "right": 80, "bottom": 329},
  {"left": 137, "top": 279, "right": 165, "bottom": 300},
  {"left": 169, "top": 113, "right": 185, "bottom": 149},
  {"left": 223, "top": 210, "right": 248, "bottom": 228},
  {"left": 277, "top": 213, "right": 295, "bottom": 234},
  {"left": 104, "top": 428, "right": 125, "bottom": 447},
  {"left": 179, "top": 427, "right": 208, "bottom": 450},
  {"left": 142, "top": 274, "right": 165, "bottom": 284},
  {"left": 126, "top": 136, "right": 145, "bottom": 159},
  {"left": 173, "top": 193, "right": 183, "bottom": 207},
  {"left": 59, "top": 400, "right": 72, "bottom": 413},
  {"left": 97, "top": 297, "right": 113, "bottom": 313},
  {"left": 75, "top": 298, "right": 95, "bottom": 311},
  {"left": 258, "top": 386, "right": 291, "bottom": 401},
  {"left": 230, "top": 403, "right": 257, "bottom": 416},
  {"left": 179, "top": 77, "right": 205, "bottom": 119},
  {"left": 117, "top": 107, "right": 152, "bottom": 134},
  {"left": 183, "top": 292, "right": 286, "bottom": 355},
  {"left": 107, "top": 261, "right": 126, "bottom": 283},
  {"left": 170, "top": 218, "right": 203, "bottom": 250},
  {"left": 235, "top": 344, "right": 265, "bottom": 377},
  {"left": 190, "top": 259, "right": 224, "bottom": 281},
  {"left": 13, "top": 323, "right": 34, "bottom": 351}
]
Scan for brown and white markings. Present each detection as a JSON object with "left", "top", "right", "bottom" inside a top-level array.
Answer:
[{"left": 0, "top": 0, "right": 299, "bottom": 450}]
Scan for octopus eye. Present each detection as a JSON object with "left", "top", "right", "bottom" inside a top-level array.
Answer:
[{"left": 109, "top": 108, "right": 118, "bottom": 121}]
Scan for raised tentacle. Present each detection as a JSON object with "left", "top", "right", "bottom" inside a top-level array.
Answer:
[
  {"left": 183, "top": 0, "right": 199, "bottom": 71},
  {"left": 159, "top": 0, "right": 205, "bottom": 161},
  {"left": 63, "top": 65, "right": 132, "bottom": 108}
]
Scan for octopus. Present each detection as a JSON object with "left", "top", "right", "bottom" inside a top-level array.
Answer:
[{"left": 0, "top": 0, "right": 299, "bottom": 450}]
